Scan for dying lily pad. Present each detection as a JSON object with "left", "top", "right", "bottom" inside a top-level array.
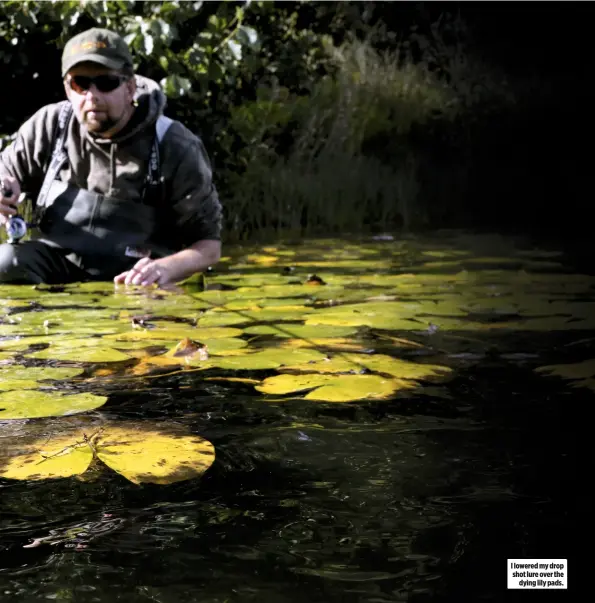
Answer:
[{"left": 0, "top": 421, "right": 215, "bottom": 484}]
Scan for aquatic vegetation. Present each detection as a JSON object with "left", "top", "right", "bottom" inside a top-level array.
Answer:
[
  {"left": 1, "top": 234, "right": 594, "bottom": 483},
  {"left": 0, "top": 419, "right": 215, "bottom": 484}
]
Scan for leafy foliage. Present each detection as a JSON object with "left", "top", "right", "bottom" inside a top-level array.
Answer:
[{"left": 0, "top": 1, "right": 525, "bottom": 238}]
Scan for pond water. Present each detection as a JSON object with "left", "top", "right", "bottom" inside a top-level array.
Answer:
[{"left": 0, "top": 231, "right": 583, "bottom": 601}]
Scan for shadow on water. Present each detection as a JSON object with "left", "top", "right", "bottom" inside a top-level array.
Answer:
[{"left": 0, "top": 231, "right": 586, "bottom": 601}]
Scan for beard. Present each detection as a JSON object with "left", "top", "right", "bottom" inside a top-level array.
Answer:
[{"left": 83, "top": 111, "right": 118, "bottom": 134}]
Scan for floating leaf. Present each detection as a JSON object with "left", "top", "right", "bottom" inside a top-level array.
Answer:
[
  {"left": 0, "top": 366, "right": 84, "bottom": 381},
  {"left": 0, "top": 421, "right": 215, "bottom": 484},
  {"left": 536, "top": 358, "right": 595, "bottom": 380},
  {"left": 0, "top": 432, "right": 94, "bottom": 480},
  {"left": 243, "top": 324, "right": 358, "bottom": 338},
  {"left": 92, "top": 426, "right": 215, "bottom": 484},
  {"left": 0, "top": 390, "right": 108, "bottom": 419},
  {"left": 256, "top": 373, "right": 416, "bottom": 402},
  {"left": 276, "top": 337, "right": 373, "bottom": 352},
  {"left": 197, "top": 306, "right": 314, "bottom": 327},
  {"left": 26, "top": 346, "right": 133, "bottom": 363},
  {"left": 103, "top": 325, "right": 242, "bottom": 342},
  {"left": 280, "top": 353, "right": 452, "bottom": 380},
  {"left": 207, "top": 347, "right": 327, "bottom": 370}
]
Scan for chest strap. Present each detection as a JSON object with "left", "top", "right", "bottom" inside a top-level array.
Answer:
[
  {"left": 36, "top": 101, "right": 72, "bottom": 212},
  {"left": 36, "top": 106, "right": 173, "bottom": 216}
]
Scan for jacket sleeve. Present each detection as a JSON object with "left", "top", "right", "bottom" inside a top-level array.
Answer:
[
  {"left": 0, "top": 105, "right": 58, "bottom": 198},
  {"left": 166, "top": 135, "right": 222, "bottom": 245}
]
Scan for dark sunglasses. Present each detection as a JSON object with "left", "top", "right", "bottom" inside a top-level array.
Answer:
[{"left": 66, "top": 74, "right": 129, "bottom": 94}]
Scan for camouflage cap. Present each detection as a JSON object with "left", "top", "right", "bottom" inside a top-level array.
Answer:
[{"left": 61, "top": 28, "right": 134, "bottom": 77}]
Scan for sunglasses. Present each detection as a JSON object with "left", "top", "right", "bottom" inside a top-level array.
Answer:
[{"left": 66, "top": 74, "right": 129, "bottom": 94}]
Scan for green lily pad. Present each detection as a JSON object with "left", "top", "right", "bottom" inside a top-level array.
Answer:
[
  {"left": 243, "top": 324, "right": 359, "bottom": 339},
  {"left": 305, "top": 303, "right": 425, "bottom": 330},
  {"left": 0, "top": 335, "right": 56, "bottom": 350},
  {"left": 0, "top": 390, "right": 108, "bottom": 419},
  {"left": 256, "top": 373, "right": 417, "bottom": 402},
  {"left": 26, "top": 345, "right": 133, "bottom": 362},
  {"left": 198, "top": 306, "right": 315, "bottom": 327},
  {"left": 280, "top": 353, "right": 452, "bottom": 380},
  {"left": 5, "top": 308, "right": 123, "bottom": 336},
  {"left": 0, "top": 366, "right": 84, "bottom": 381},
  {"left": 0, "top": 379, "right": 40, "bottom": 390},
  {"left": 103, "top": 325, "right": 243, "bottom": 342},
  {"left": 195, "top": 312, "right": 256, "bottom": 327},
  {"left": 207, "top": 347, "right": 327, "bottom": 370},
  {"left": 536, "top": 358, "right": 595, "bottom": 380}
]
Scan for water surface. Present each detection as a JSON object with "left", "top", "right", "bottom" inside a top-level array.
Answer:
[{"left": 0, "top": 231, "right": 583, "bottom": 601}]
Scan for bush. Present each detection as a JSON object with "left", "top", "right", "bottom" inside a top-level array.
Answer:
[{"left": 0, "top": 2, "right": 526, "bottom": 241}]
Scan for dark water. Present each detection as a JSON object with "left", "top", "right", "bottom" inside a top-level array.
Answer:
[{"left": 0, "top": 233, "right": 585, "bottom": 602}]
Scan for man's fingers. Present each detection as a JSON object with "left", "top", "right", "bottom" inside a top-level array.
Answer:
[{"left": 114, "top": 261, "right": 165, "bottom": 288}]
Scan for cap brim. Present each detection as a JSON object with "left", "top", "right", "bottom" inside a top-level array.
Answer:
[{"left": 62, "top": 54, "right": 125, "bottom": 77}]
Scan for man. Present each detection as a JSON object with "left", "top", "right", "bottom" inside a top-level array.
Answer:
[{"left": 0, "top": 28, "right": 222, "bottom": 287}]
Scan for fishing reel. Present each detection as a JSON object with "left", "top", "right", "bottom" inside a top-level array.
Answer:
[{"left": 1, "top": 182, "right": 28, "bottom": 244}]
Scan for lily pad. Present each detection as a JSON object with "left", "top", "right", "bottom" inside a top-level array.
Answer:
[
  {"left": 26, "top": 345, "right": 133, "bottom": 363},
  {"left": 243, "top": 324, "right": 358, "bottom": 339},
  {"left": 0, "top": 421, "right": 215, "bottom": 484},
  {"left": 90, "top": 425, "right": 215, "bottom": 484},
  {"left": 256, "top": 373, "right": 417, "bottom": 402},
  {"left": 280, "top": 353, "right": 452, "bottom": 380},
  {"left": 0, "top": 366, "right": 84, "bottom": 380},
  {"left": 0, "top": 390, "right": 108, "bottom": 419},
  {"left": 144, "top": 344, "right": 326, "bottom": 370}
]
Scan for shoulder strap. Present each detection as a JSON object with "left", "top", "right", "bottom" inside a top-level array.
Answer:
[
  {"left": 146, "top": 115, "right": 173, "bottom": 188},
  {"left": 36, "top": 101, "right": 73, "bottom": 211},
  {"left": 156, "top": 115, "right": 173, "bottom": 143}
]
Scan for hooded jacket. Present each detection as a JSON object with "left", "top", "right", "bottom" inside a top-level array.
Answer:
[{"left": 0, "top": 76, "right": 222, "bottom": 260}]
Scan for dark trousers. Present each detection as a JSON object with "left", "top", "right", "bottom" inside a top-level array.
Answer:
[{"left": 0, "top": 241, "right": 97, "bottom": 284}]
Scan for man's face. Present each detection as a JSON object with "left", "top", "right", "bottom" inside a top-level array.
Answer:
[{"left": 64, "top": 62, "right": 136, "bottom": 136}]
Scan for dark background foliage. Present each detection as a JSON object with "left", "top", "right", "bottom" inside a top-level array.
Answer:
[{"left": 1, "top": 1, "right": 592, "bottom": 246}]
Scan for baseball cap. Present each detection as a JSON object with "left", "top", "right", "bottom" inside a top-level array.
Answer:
[{"left": 61, "top": 28, "right": 134, "bottom": 77}]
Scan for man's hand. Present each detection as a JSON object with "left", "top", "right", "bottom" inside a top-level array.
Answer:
[
  {"left": 114, "top": 256, "right": 168, "bottom": 287},
  {"left": 113, "top": 239, "right": 221, "bottom": 288},
  {"left": 0, "top": 176, "right": 22, "bottom": 226}
]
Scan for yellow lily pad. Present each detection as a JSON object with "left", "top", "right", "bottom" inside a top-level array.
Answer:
[
  {"left": 0, "top": 432, "right": 94, "bottom": 480},
  {"left": 0, "top": 390, "right": 108, "bottom": 419},
  {"left": 93, "top": 425, "right": 215, "bottom": 485},
  {"left": 0, "top": 421, "right": 215, "bottom": 484},
  {"left": 256, "top": 373, "right": 416, "bottom": 402}
]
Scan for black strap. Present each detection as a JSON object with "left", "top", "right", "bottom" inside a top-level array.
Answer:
[
  {"left": 36, "top": 102, "right": 73, "bottom": 214},
  {"left": 142, "top": 115, "right": 173, "bottom": 203}
]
